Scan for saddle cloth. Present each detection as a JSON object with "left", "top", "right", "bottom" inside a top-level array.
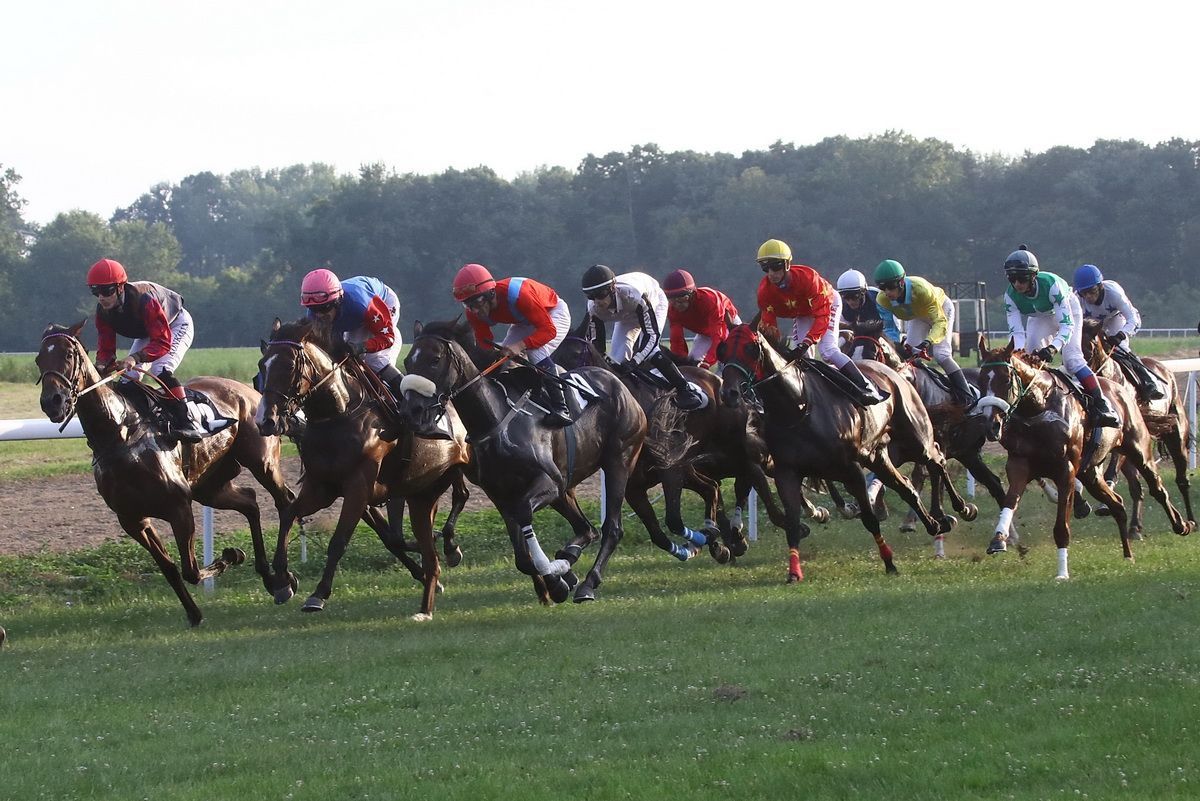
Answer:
[{"left": 116, "top": 381, "right": 235, "bottom": 438}]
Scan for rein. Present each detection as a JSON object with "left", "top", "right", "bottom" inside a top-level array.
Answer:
[
  {"left": 980, "top": 358, "right": 1036, "bottom": 423},
  {"left": 262, "top": 339, "right": 354, "bottom": 417}
]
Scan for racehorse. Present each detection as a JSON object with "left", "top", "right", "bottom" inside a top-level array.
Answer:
[
  {"left": 552, "top": 317, "right": 794, "bottom": 563},
  {"left": 1080, "top": 319, "right": 1195, "bottom": 532},
  {"left": 717, "top": 324, "right": 964, "bottom": 581},
  {"left": 973, "top": 336, "right": 1193, "bottom": 578},
  {"left": 401, "top": 319, "right": 647, "bottom": 603},
  {"left": 256, "top": 318, "right": 472, "bottom": 619},
  {"left": 36, "top": 320, "right": 293, "bottom": 627}
]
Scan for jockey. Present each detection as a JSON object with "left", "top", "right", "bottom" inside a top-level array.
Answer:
[
  {"left": 1072, "top": 263, "right": 1164, "bottom": 401},
  {"left": 89, "top": 258, "right": 207, "bottom": 442},
  {"left": 662, "top": 268, "right": 741, "bottom": 370},
  {"left": 755, "top": 239, "right": 887, "bottom": 405},
  {"left": 835, "top": 268, "right": 901, "bottom": 361},
  {"left": 1003, "top": 245, "right": 1119, "bottom": 427},
  {"left": 452, "top": 263, "right": 573, "bottom": 426},
  {"left": 581, "top": 264, "right": 706, "bottom": 411},
  {"left": 873, "top": 260, "right": 978, "bottom": 408},
  {"left": 300, "top": 269, "right": 404, "bottom": 399}
]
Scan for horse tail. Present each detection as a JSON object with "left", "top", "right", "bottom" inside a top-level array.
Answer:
[{"left": 643, "top": 394, "right": 696, "bottom": 471}]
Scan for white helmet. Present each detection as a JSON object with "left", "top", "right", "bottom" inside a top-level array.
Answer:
[{"left": 836, "top": 269, "right": 868, "bottom": 293}]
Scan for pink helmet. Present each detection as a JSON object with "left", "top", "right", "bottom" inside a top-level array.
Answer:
[
  {"left": 453, "top": 263, "right": 496, "bottom": 301},
  {"left": 663, "top": 269, "right": 696, "bottom": 298},
  {"left": 300, "top": 268, "right": 343, "bottom": 306},
  {"left": 87, "top": 258, "right": 128, "bottom": 286}
]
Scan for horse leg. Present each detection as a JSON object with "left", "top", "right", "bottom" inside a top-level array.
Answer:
[
  {"left": 506, "top": 490, "right": 572, "bottom": 605},
  {"left": 362, "top": 504, "right": 430, "bottom": 586},
  {"left": 824, "top": 478, "right": 859, "bottom": 520},
  {"left": 406, "top": 494, "right": 442, "bottom": 621},
  {"left": 303, "top": 481, "right": 373, "bottom": 612},
  {"left": 960, "top": 451, "right": 1007, "bottom": 510},
  {"left": 1051, "top": 468, "right": 1074, "bottom": 580},
  {"left": 867, "top": 452, "right": 946, "bottom": 537},
  {"left": 673, "top": 469, "right": 729, "bottom": 563},
  {"left": 1127, "top": 440, "right": 1193, "bottom": 536},
  {"left": 551, "top": 488, "right": 600, "bottom": 565},
  {"left": 624, "top": 475, "right": 689, "bottom": 560},
  {"left": 838, "top": 467, "right": 899, "bottom": 574},
  {"left": 190, "top": 480, "right": 266, "bottom": 579},
  {"left": 438, "top": 468, "right": 469, "bottom": 567},
  {"left": 770, "top": 468, "right": 816, "bottom": 582},
  {"left": 498, "top": 511, "right": 551, "bottom": 606},
  {"left": 1162, "top": 429, "right": 1196, "bottom": 526},
  {"left": 1117, "top": 460, "right": 1144, "bottom": 538},
  {"left": 241, "top": 445, "right": 295, "bottom": 590},
  {"left": 271, "top": 482, "right": 337, "bottom": 603},
  {"left": 988, "top": 459, "right": 1030, "bottom": 557},
  {"left": 573, "top": 460, "right": 633, "bottom": 604},
  {"left": 1080, "top": 467, "right": 1133, "bottom": 561},
  {"left": 118, "top": 514, "right": 203, "bottom": 627}
]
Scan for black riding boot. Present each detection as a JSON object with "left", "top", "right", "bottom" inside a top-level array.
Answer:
[
  {"left": 838, "top": 360, "right": 889, "bottom": 405},
  {"left": 1086, "top": 386, "right": 1121, "bottom": 428},
  {"left": 541, "top": 375, "right": 574, "bottom": 427},
  {"left": 947, "top": 368, "right": 979, "bottom": 409},
  {"left": 376, "top": 365, "right": 406, "bottom": 441},
  {"left": 1128, "top": 354, "right": 1166, "bottom": 401},
  {"left": 650, "top": 351, "right": 706, "bottom": 411},
  {"left": 166, "top": 397, "right": 206, "bottom": 442}
]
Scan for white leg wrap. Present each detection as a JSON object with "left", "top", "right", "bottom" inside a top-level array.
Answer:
[
  {"left": 1074, "top": 478, "right": 1084, "bottom": 493},
  {"left": 523, "top": 527, "right": 570, "bottom": 576},
  {"left": 933, "top": 535, "right": 946, "bottom": 559},
  {"left": 995, "top": 507, "right": 1015, "bottom": 537},
  {"left": 1039, "top": 479, "right": 1059, "bottom": 502},
  {"left": 867, "top": 477, "right": 883, "bottom": 506},
  {"left": 732, "top": 507, "right": 743, "bottom": 531},
  {"left": 1056, "top": 547, "right": 1070, "bottom": 580}
]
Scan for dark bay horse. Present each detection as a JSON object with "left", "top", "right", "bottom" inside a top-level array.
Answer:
[
  {"left": 256, "top": 318, "right": 472, "bottom": 619},
  {"left": 553, "top": 320, "right": 794, "bottom": 563},
  {"left": 717, "top": 324, "right": 963, "bottom": 581},
  {"left": 401, "top": 320, "right": 647, "bottom": 603},
  {"left": 36, "top": 321, "right": 293, "bottom": 627},
  {"left": 973, "top": 337, "right": 1192, "bottom": 579},
  {"left": 1080, "top": 320, "right": 1195, "bottom": 532}
]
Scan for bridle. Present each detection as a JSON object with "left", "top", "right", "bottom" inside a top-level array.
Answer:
[
  {"left": 259, "top": 339, "right": 352, "bottom": 418},
  {"left": 410, "top": 333, "right": 513, "bottom": 417},
  {"left": 979, "top": 357, "right": 1035, "bottom": 425}
]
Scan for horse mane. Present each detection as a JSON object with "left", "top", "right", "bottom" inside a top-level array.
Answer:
[
  {"left": 274, "top": 317, "right": 335, "bottom": 353},
  {"left": 419, "top": 319, "right": 474, "bottom": 349}
]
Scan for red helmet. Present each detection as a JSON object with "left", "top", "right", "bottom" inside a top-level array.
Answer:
[
  {"left": 663, "top": 269, "right": 696, "bottom": 298},
  {"left": 87, "top": 258, "right": 128, "bottom": 286},
  {"left": 453, "top": 263, "right": 496, "bottom": 301},
  {"left": 300, "top": 268, "right": 343, "bottom": 306}
]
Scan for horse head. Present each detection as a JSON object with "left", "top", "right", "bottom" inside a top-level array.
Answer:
[
  {"left": 255, "top": 317, "right": 336, "bottom": 436},
  {"left": 973, "top": 334, "right": 1027, "bottom": 441},
  {"left": 716, "top": 324, "right": 771, "bottom": 408},
  {"left": 36, "top": 320, "right": 95, "bottom": 424},
  {"left": 1079, "top": 318, "right": 1109, "bottom": 371},
  {"left": 401, "top": 319, "right": 479, "bottom": 436}
]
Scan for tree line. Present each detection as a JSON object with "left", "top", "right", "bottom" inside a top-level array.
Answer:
[{"left": 2, "top": 132, "right": 1199, "bottom": 352}]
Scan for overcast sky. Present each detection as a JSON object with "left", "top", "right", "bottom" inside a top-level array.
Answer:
[{"left": 6, "top": 0, "right": 1198, "bottom": 225}]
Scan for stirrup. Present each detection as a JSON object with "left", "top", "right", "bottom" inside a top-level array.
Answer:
[
  {"left": 672, "top": 388, "right": 705, "bottom": 411},
  {"left": 545, "top": 407, "right": 573, "bottom": 427}
]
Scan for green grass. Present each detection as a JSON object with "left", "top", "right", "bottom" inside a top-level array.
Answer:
[{"left": 2, "top": 484, "right": 1199, "bottom": 800}]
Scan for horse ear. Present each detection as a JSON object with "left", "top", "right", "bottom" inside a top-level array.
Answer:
[
  {"left": 571, "top": 312, "right": 591, "bottom": 339},
  {"left": 748, "top": 310, "right": 762, "bottom": 331},
  {"left": 69, "top": 319, "right": 87, "bottom": 338},
  {"left": 716, "top": 339, "right": 729, "bottom": 363},
  {"left": 272, "top": 317, "right": 282, "bottom": 335},
  {"left": 413, "top": 319, "right": 423, "bottom": 337},
  {"left": 977, "top": 332, "right": 988, "bottom": 354}
]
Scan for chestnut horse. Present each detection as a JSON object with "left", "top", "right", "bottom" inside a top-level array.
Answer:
[
  {"left": 36, "top": 321, "right": 293, "bottom": 627},
  {"left": 717, "top": 324, "right": 962, "bottom": 581},
  {"left": 1080, "top": 319, "right": 1195, "bottom": 532},
  {"left": 402, "top": 320, "right": 647, "bottom": 603},
  {"left": 973, "top": 336, "right": 1192, "bottom": 579},
  {"left": 255, "top": 318, "right": 472, "bottom": 620}
]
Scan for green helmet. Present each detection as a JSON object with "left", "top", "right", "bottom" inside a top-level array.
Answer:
[{"left": 874, "top": 259, "right": 906, "bottom": 285}]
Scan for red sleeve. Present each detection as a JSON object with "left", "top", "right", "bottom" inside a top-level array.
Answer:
[
  {"left": 797, "top": 268, "right": 834, "bottom": 342},
  {"left": 361, "top": 295, "right": 396, "bottom": 352},
  {"left": 466, "top": 309, "right": 495, "bottom": 349},
  {"left": 95, "top": 309, "right": 117, "bottom": 365},
  {"left": 667, "top": 310, "right": 687, "bottom": 357},
  {"left": 134, "top": 296, "right": 173, "bottom": 362},
  {"left": 756, "top": 278, "right": 778, "bottom": 328},
  {"left": 514, "top": 283, "right": 557, "bottom": 350}
]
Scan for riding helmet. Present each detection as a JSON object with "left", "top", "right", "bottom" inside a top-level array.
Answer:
[
  {"left": 662, "top": 269, "right": 696, "bottom": 298},
  {"left": 582, "top": 264, "right": 616, "bottom": 295},
  {"left": 1003, "top": 244, "right": 1040, "bottom": 276},
  {"left": 1073, "top": 264, "right": 1104, "bottom": 292}
]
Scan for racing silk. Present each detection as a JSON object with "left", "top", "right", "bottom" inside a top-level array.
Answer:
[
  {"left": 840, "top": 287, "right": 901, "bottom": 342},
  {"left": 1078, "top": 279, "right": 1141, "bottom": 338},
  {"left": 757, "top": 265, "right": 834, "bottom": 342},
  {"left": 95, "top": 281, "right": 184, "bottom": 365},
  {"left": 316, "top": 275, "right": 397, "bottom": 353},
  {"left": 876, "top": 276, "right": 950, "bottom": 344},
  {"left": 588, "top": 271, "right": 667, "bottom": 364},
  {"left": 466, "top": 276, "right": 562, "bottom": 350},
  {"left": 1005, "top": 271, "right": 1076, "bottom": 351},
  {"left": 668, "top": 286, "right": 740, "bottom": 365}
]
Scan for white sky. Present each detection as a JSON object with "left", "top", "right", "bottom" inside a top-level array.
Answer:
[{"left": 6, "top": 0, "right": 1199, "bottom": 225}]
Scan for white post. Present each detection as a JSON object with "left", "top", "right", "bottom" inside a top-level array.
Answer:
[
  {"left": 202, "top": 506, "right": 214, "bottom": 593},
  {"left": 966, "top": 471, "right": 976, "bottom": 498},
  {"left": 1189, "top": 371, "right": 1197, "bottom": 470},
  {"left": 298, "top": 518, "right": 308, "bottom": 563},
  {"left": 748, "top": 489, "right": 759, "bottom": 541},
  {"left": 599, "top": 471, "right": 607, "bottom": 524}
]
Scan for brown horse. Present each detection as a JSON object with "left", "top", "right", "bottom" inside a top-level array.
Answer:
[
  {"left": 973, "top": 336, "right": 1193, "bottom": 579},
  {"left": 256, "top": 318, "right": 472, "bottom": 620},
  {"left": 717, "top": 324, "right": 963, "bottom": 581},
  {"left": 1080, "top": 320, "right": 1195, "bottom": 532},
  {"left": 36, "top": 321, "right": 293, "bottom": 627}
]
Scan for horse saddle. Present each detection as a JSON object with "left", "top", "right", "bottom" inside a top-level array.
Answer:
[
  {"left": 115, "top": 381, "right": 235, "bottom": 439},
  {"left": 1109, "top": 348, "right": 1166, "bottom": 399},
  {"left": 624, "top": 364, "right": 710, "bottom": 411},
  {"left": 797, "top": 357, "right": 873, "bottom": 405},
  {"left": 498, "top": 365, "right": 599, "bottom": 424},
  {"left": 1047, "top": 367, "right": 1094, "bottom": 411}
]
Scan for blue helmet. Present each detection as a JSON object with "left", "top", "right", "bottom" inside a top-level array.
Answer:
[{"left": 1073, "top": 264, "right": 1104, "bottom": 292}]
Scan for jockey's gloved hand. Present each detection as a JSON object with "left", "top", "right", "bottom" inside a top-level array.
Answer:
[
  {"left": 345, "top": 340, "right": 366, "bottom": 358},
  {"left": 797, "top": 336, "right": 816, "bottom": 351},
  {"left": 1103, "top": 331, "right": 1127, "bottom": 348},
  {"left": 916, "top": 339, "right": 932, "bottom": 356},
  {"left": 1035, "top": 344, "right": 1057, "bottom": 362}
]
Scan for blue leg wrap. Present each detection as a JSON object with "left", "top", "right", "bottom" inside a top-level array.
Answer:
[
  {"left": 681, "top": 526, "right": 708, "bottom": 546},
  {"left": 669, "top": 542, "right": 693, "bottom": 561}
]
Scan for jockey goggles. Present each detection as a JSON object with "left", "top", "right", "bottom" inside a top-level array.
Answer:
[
  {"left": 301, "top": 288, "right": 341, "bottom": 305},
  {"left": 758, "top": 259, "right": 788, "bottom": 273},
  {"left": 90, "top": 284, "right": 120, "bottom": 297},
  {"left": 878, "top": 278, "right": 904, "bottom": 292},
  {"left": 308, "top": 300, "right": 339, "bottom": 314}
]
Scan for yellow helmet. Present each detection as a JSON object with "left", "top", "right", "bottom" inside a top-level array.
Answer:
[{"left": 756, "top": 239, "right": 792, "bottom": 264}]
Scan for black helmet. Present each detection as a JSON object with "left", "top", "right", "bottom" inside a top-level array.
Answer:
[
  {"left": 1003, "top": 244, "right": 1040, "bottom": 276},
  {"left": 582, "top": 264, "right": 616, "bottom": 298}
]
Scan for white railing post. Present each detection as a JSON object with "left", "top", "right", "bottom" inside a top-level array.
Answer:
[
  {"left": 748, "top": 489, "right": 758, "bottom": 541},
  {"left": 1189, "top": 371, "right": 1197, "bottom": 470},
  {"left": 202, "top": 506, "right": 215, "bottom": 593},
  {"left": 599, "top": 470, "right": 606, "bottom": 524}
]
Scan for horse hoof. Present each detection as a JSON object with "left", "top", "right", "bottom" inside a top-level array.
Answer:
[
  {"left": 1074, "top": 501, "right": 1092, "bottom": 520},
  {"left": 709, "top": 542, "right": 731, "bottom": 564},
  {"left": 1128, "top": 530, "right": 1143, "bottom": 542},
  {"left": 899, "top": 522, "right": 916, "bottom": 533},
  {"left": 986, "top": 536, "right": 1007, "bottom": 555},
  {"left": 938, "top": 515, "right": 958, "bottom": 534},
  {"left": 187, "top": 615, "right": 204, "bottom": 628},
  {"left": 573, "top": 584, "right": 596, "bottom": 603},
  {"left": 1095, "top": 505, "right": 1112, "bottom": 517},
  {"left": 729, "top": 539, "right": 749, "bottom": 557},
  {"left": 786, "top": 572, "right": 802, "bottom": 584},
  {"left": 1055, "top": 573, "right": 1070, "bottom": 581},
  {"left": 961, "top": 504, "right": 979, "bottom": 522},
  {"left": 813, "top": 507, "right": 831, "bottom": 523},
  {"left": 444, "top": 546, "right": 463, "bottom": 568},
  {"left": 221, "top": 547, "right": 246, "bottom": 566},
  {"left": 885, "top": 562, "right": 899, "bottom": 575},
  {"left": 839, "top": 504, "right": 860, "bottom": 520},
  {"left": 561, "top": 570, "right": 579, "bottom": 590},
  {"left": 545, "top": 575, "right": 570, "bottom": 604},
  {"left": 556, "top": 544, "right": 583, "bottom": 564},
  {"left": 435, "top": 581, "right": 445, "bottom": 594},
  {"left": 410, "top": 612, "right": 433, "bottom": 622},
  {"left": 301, "top": 596, "right": 325, "bottom": 612},
  {"left": 273, "top": 586, "right": 295, "bottom": 605}
]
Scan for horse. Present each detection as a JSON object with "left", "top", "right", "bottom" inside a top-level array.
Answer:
[
  {"left": 973, "top": 336, "right": 1193, "bottom": 579},
  {"left": 552, "top": 318, "right": 797, "bottom": 563},
  {"left": 401, "top": 319, "right": 647, "bottom": 603},
  {"left": 36, "top": 320, "right": 294, "bottom": 627},
  {"left": 717, "top": 323, "right": 965, "bottom": 581},
  {"left": 256, "top": 318, "right": 472, "bottom": 619},
  {"left": 1080, "top": 319, "right": 1195, "bottom": 532}
]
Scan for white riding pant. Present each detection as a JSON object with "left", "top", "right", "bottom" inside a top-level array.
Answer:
[
  {"left": 127, "top": 308, "right": 194, "bottom": 378},
  {"left": 787, "top": 290, "right": 848, "bottom": 368},
  {"left": 1024, "top": 294, "right": 1086, "bottom": 374},
  {"left": 904, "top": 297, "right": 960, "bottom": 373},
  {"left": 688, "top": 314, "right": 742, "bottom": 363},
  {"left": 610, "top": 293, "right": 669, "bottom": 364}
]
